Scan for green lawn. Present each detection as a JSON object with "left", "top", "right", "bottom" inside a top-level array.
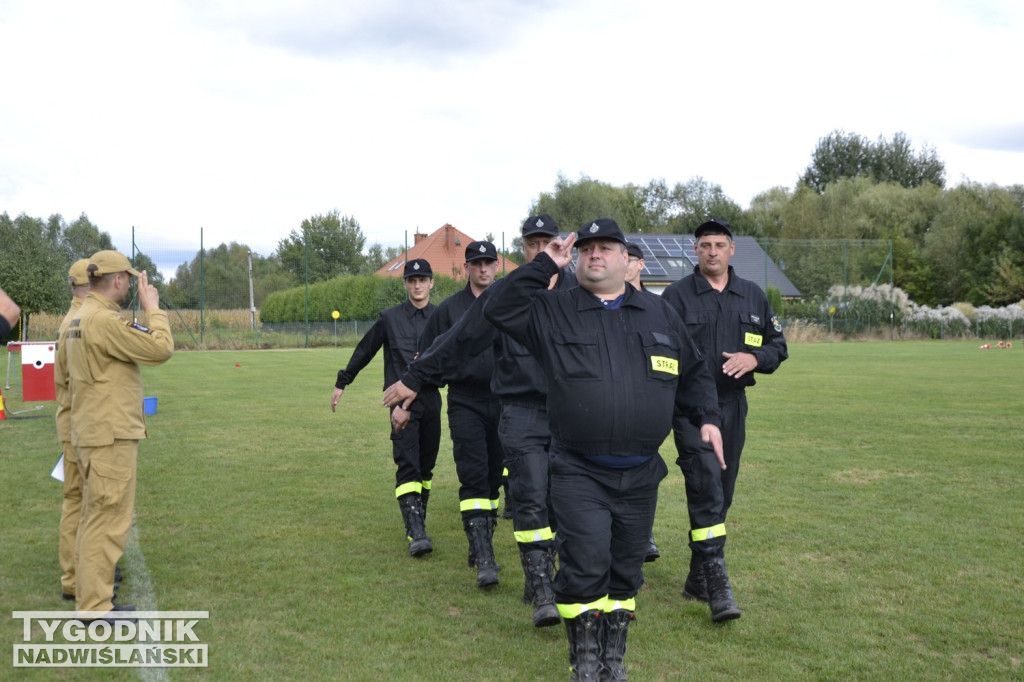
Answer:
[{"left": 2, "top": 341, "right": 1022, "bottom": 680}]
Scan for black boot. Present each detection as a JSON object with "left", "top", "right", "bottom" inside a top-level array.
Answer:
[
  {"left": 703, "top": 557, "right": 741, "bottom": 622},
  {"left": 397, "top": 494, "right": 432, "bottom": 557},
  {"left": 564, "top": 610, "right": 603, "bottom": 681},
  {"left": 644, "top": 533, "right": 660, "bottom": 563},
  {"left": 523, "top": 549, "right": 560, "bottom": 627},
  {"left": 682, "top": 552, "right": 708, "bottom": 603},
  {"left": 421, "top": 488, "right": 430, "bottom": 521},
  {"left": 602, "top": 609, "right": 634, "bottom": 682},
  {"left": 519, "top": 550, "right": 535, "bottom": 605},
  {"left": 464, "top": 517, "right": 499, "bottom": 587}
]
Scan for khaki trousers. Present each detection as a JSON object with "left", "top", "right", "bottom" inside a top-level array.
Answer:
[
  {"left": 75, "top": 439, "right": 137, "bottom": 613},
  {"left": 59, "top": 441, "right": 84, "bottom": 596}
]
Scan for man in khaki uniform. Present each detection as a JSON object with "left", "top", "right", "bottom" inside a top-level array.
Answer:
[
  {"left": 66, "top": 251, "right": 173, "bottom": 618},
  {"left": 54, "top": 259, "right": 91, "bottom": 601}
]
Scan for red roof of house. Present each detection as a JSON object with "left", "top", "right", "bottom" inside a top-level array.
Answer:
[{"left": 376, "top": 224, "right": 518, "bottom": 279}]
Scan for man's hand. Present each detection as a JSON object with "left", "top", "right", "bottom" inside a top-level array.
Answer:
[
  {"left": 700, "top": 424, "right": 726, "bottom": 470},
  {"left": 391, "top": 405, "right": 411, "bottom": 433},
  {"left": 721, "top": 351, "right": 757, "bottom": 379},
  {"left": 543, "top": 232, "right": 578, "bottom": 269},
  {"left": 382, "top": 380, "right": 417, "bottom": 410},
  {"left": 330, "top": 387, "right": 344, "bottom": 412},
  {"left": 137, "top": 271, "right": 160, "bottom": 311}
]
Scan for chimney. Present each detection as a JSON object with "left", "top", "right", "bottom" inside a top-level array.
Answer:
[{"left": 414, "top": 232, "right": 427, "bottom": 244}]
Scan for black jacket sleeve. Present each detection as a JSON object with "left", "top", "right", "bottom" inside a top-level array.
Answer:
[
  {"left": 667, "top": 309, "right": 723, "bottom": 430},
  {"left": 335, "top": 316, "right": 386, "bottom": 389},
  {"left": 482, "top": 253, "right": 559, "bottom": 348},
  {"left": 403, "top": 284, "right": 500, "bottom": 392}
]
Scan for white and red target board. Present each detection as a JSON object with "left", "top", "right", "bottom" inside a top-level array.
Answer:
[{"left": 10, "top": 341, "right": 58, "bottom": 402}]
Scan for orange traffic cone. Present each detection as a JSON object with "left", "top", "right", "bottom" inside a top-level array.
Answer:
[{"left": 0, "top": 386, "right": 6, "bottom": 420}]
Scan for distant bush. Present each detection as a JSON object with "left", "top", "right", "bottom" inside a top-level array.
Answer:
[{"left": 261, "top": 274, "right": 460, "bottom": 323}]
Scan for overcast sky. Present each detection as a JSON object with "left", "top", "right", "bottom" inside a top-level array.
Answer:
[{"left": 2, "top": 0, "right": 1022, "bottom": 277}]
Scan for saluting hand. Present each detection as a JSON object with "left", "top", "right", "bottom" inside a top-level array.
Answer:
[
  {"left": 137, "top": 271, "right": 160, "bottom": 311},
  {"left": 543, "top": 232, "right": 577, "bottom": 269}
]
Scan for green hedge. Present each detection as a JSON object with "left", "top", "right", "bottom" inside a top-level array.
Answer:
[{"left": 260, "top": 274, "right": 461, "bottom": 323}]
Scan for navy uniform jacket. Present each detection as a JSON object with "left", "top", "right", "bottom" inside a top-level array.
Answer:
[
  {"left": 661, "top": 265, "right": 788, "bottom": 400},
  {"left": 417, "top": 284, "right": 495, "bottom": 395},
  {"left": 336, "top": 300, "right": 437, "bottom": 392},
  {"left": 493, "top": 270, "right": 577, "bottom": 406},
  {"left": 401, "top": 271, "right": 576, "bottom": 405},
  {"left": 483, "top": 253, "right": 722, "bottom": 458}
]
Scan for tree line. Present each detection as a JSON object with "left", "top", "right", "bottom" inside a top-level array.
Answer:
[{"left": 3, "top": 129, "right": 1022, "bottom": 328}]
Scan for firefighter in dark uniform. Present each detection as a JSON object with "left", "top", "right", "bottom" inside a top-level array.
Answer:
[
  {"left": 625, "top": 240, "right": 662, "bottom": 564},
  {"left": 661, "top": 218, "right": 788, "bottom": 623},
  {"left": 414, "top": 241, "right": 504, "bottom": 588},
  {"left": 483, "top": 219, "right": 724, "bottom": 681},
  {"left": 384, "top": 216, "right": 577, "bottom": 624},
  {"left": 494, "top": 216, "right": 577, "bottom": 626},
  {"left": 330, "top": 258, "right": 441, "bottom": 558}
]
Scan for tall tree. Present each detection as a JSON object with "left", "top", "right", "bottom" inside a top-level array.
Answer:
[
  {"left": 0, "top": 212, "right": 67, "bottom": 318},
  {"left": 60, "top": 213, "right": 115, "bottom": 262},
  {"left": 276, "top": 210, "right": 367, "bottom": 283},
  {"left": 529, "top": 174, "right": 647, "bottom": 232},
  {"left": 800, "top": 130, "right": 945, "bottom": 193},
  {"left": 986, "top": 250, "right": 1024, "bottom": 305},
  {"left": 359, "top": 243, "right": 404, "bottom": 275},
  {"left": 528, "top": 174, "right": 744, "bottom": 236},
  {"left": 166, "top": 242, "right": 289, "bottom": 309},
  {"left": 663, "top": 177, "right": 745, "bottom": 234}
]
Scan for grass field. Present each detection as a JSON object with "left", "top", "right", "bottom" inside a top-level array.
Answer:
[{"left": 2, "top": 341, "right": 1022, "bottom": 681}]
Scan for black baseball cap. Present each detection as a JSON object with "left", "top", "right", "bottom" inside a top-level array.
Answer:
[
  {"left": 403, "top": 258, "right": 433, "bottom": 278},
  {"left": 465, "top": 241, "right": 498, "bottom": 262},
  {"left": 694, "top": 219, "right": 733, "bottom": 239},
  {"left": 625, "top": 242, "right": 644, "bottom": 260},
  {"left": 522, "top": 214, "right": 559, "bottom": 237},
  {"left": 576, "top": 218, "right": 626, "bottom": 246}
]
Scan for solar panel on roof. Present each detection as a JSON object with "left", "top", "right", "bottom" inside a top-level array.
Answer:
[
  {"left": 640, "top": 237, "right": 669, "bottom": 257},
  {"left": 682, "top": 239, "right": 699, "bottom": 266}
]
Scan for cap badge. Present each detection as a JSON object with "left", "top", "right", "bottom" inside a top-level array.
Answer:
[
  {"left": 589, "top": 223, "right": 599, "bottom": 233},
  {"left": 478, "top": 245, "right": 486, "bottom": 252},
  {"left": 413, "top": 262, "right": 420, "bottom": 270},
  {"left": 536, "top": 219, "right": 544, "bottom": 227}
]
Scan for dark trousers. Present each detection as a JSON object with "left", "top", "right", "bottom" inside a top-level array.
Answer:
[
  {"left": 674, "top": 393, "right": 747, "bottom": 555},
  {"left": 550, "top": 441, "right": 667, "bottom": 605},
  {"left": 391, "top": 389, "right": 442, "bottom": 488},
  {"left": 499, "top": 403, "right": 555, "bottom": 546},
  {"left": 447, "top": 390, "right": 503, "bottom": 515}
]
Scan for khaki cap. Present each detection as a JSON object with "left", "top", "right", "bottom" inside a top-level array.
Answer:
[
  {"left": 88, "top": 250, "right": 140, "bottom": 277},
  {"left": 68, "top": 259, "right": 91, "bottom": 286}
]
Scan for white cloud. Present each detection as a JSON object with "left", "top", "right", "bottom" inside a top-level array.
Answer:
[{"left": 1, "top": 0, "right": 1022, "bottom": 277}]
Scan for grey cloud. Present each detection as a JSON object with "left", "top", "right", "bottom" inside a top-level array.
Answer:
[
  {"left": 186, "top": 0, "right": 562, "bottom": 64},
  {"left": 952, "top": 123, "right": 1024, "bottom": 153}
]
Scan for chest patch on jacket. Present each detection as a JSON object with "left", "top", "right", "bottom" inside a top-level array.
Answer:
[
  {"left": 651, "top": 356, "right": 678, "bottom": 375},
  {"left": 744, "top": 332, "right": 763, "bottom": 347}
]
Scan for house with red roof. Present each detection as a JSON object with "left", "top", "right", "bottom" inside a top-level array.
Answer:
[{"left": 376, "top": 224, "right": 518, "bottom": 279}]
